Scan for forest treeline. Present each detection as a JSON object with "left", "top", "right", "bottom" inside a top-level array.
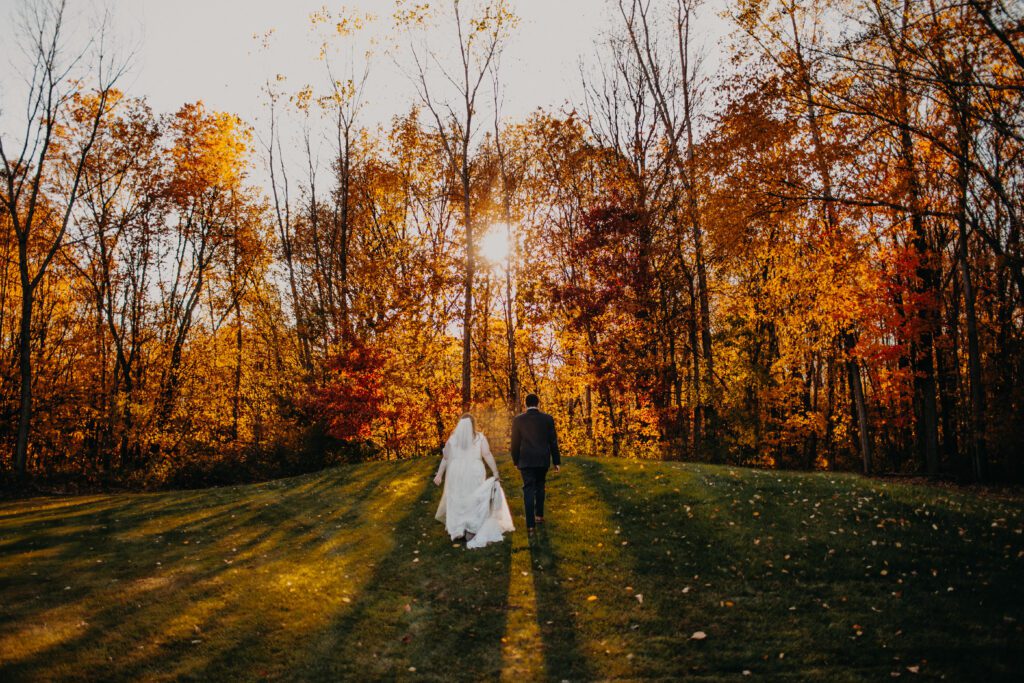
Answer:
[{"left": 1, "top": 0, "right": 1021, "bottom": 487}]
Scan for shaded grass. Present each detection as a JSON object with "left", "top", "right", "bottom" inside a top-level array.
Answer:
[{"left": 1, "top": 456, "right": 1022, "bottom": 681}]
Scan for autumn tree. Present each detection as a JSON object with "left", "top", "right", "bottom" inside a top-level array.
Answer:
[
  {"left": 0, "top": 0, "right": 127, "bottom": 477},
  {"left": 396, "top": 0, "right": 517, "bottom": 411}
]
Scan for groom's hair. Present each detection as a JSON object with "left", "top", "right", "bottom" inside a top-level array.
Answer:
[{"left": 525, "top": 393, "right": 540, "bottom": 408}]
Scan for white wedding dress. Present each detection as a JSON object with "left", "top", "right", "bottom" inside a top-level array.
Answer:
[{"left": 434, "top": 418, "right": 515, "bottom": 549}]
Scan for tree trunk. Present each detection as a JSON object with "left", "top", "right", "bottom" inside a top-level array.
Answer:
[
  {"left": 504, "top": 257, "right": 518, "bottom": 413},
  {"left": 693, "top": 223, "right": 715, "bottom": 450},
  {"left": 338, "top": 124, "right": 352, "bottom": 342},
  {"left": 599, "top": 382, "right": 621, "bottom": 458},
  {"left": 232, "top": 298, "right": 243, "bottom": 443},
  {"left": 585, "top": 384, "right": 594, "bottom": 455},
  {"left": 14, "top": 276, "right": 33, "bottom": 477},
  {"left": 845, "top": 332, "right": 872, "bottom": 474},
  {"left": 957, "top": 171, "right": 987, "bottom": 481},
  {"left": 461, "top": 147, "right": 474, "bottom": 412},
  {"left": 901, "top": 133, "right": 941, "bottom": 476},
  {"left": 953, "top": 92, "right": 987, "bottom": 481},
  {"left": 685, "top": 271, "right": 702, "bottom": 454},
  {"left": 824, "top": 348, "right": 837, "bottom": 467}
]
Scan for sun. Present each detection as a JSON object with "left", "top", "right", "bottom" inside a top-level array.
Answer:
[{"left": 478, "top": 222, "right": 512, "bottom": 264}]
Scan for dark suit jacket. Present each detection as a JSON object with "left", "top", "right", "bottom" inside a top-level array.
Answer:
[{"left": 511, "top": 408, "right": 561, "bottom": 469}]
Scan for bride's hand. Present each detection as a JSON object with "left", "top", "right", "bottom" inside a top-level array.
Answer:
[{"left": 433, "top": 474, "right": 442, "bottom": 486}]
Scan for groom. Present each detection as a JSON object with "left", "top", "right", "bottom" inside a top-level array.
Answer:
[{"left": 510, "top": 393, "right": 561, "bottom": 533}]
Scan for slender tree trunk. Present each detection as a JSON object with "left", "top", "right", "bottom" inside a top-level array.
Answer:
[
  {"left": 461, "top": 144, "right": 474, "bottom": 412},
  {"left": 693, "top": 222, "right": 714, "bottom": 448},
  {"left": 956, "top": 156, "right": 987, "bottom": 481},
  {"left": 680, "top": 13, "right": 715, "bottom": 452},
  {"left": 844, "top": 332, "right": 872, "bottom": 474},
  {"left": 96, "top": 291, "right": 110, "bottom": 474},
  {"left": 232, "top": 298, "right": 243, "bottom": 442},
  {"left": 825, "top": 348, "right": 837, "bottom": 467},
  {"left": 504, "top": 249, "right": 518, "bottom": 412},
  {"left": 585, "top": 384, "right": 594, "bottom": 455},
  {"left": 14, "top": 273, "right": 33, "bottom": 477},
  {"left": 599, "top": 382, "right": 621, "bottom": 458},
  {"left": 945, "top": 68, "right": 987, "bottom": 480},
  {"left": 686, "top": 273, "right": 702, "bottom": 455},
  {"left": 338, "top": 124, "right": 352, "bottom": 342},
  {"left": 900, "top": 127, "right": 941, "bottom": 476},
  {"left": 803, "top": 352, "right": 820, "bottom": 469}
]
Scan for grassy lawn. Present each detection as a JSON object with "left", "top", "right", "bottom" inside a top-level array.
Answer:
[{"left": 1, "top": 456, "right": 1022, "bottom": 681}]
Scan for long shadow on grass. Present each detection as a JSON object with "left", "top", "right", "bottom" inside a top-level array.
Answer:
[
  {"left": 525, "top": 529, "right": 599, "bottom": 682},
  {"left": 0, "top": 467, "right": 388, "bottom": 620},
  {"left": 0, "top": 464, "right": 400, "bottom": 681},
  {"left": 497, "top": 459, "right": 597, "bottom": 682},
  {"left": 284, "top": 467, "right": 514, "bottom": 682},
  {"left": 575, "top": 459, "right": 911, "bottom": 678},
  {"left": 577, "top": 459, "right": 1024, "bottom": 680},
  {"left": 573, "top": 459, "right": 785, "bottom": 678}
]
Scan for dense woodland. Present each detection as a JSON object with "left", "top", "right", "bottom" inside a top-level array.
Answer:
[{"left": 1, "top": 0, "right": 1022, "bottom": 487}]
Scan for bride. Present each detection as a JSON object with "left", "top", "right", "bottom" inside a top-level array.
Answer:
[{"left": 433, "top": 413, "right": 514, "bottom": 549}]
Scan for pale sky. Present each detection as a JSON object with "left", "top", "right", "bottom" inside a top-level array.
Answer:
[
  {"left": 1, "top": 0, "right": 732, "bottom": 166},
  {"left": 121, "top": 0, "right": 606, "bottom": 126}
]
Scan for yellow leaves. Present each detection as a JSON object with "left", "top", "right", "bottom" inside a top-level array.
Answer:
[
  {"left": 309, "top": 5, "right": 375, "bottom": 36},
  {"left": 309, "top": 7, "right": 330, "bottom": 26},
  {"left": 166, "top": 101, "right": 252, "bottom": 201},
  {"left": 468, "top": 0, "right": 519, "bottom": 38},
  {"left": 252, "top": 28, "right": 276, "bottom": 50},
  {"left": 291, "top": 85, "right": 314, "bottom": 113},
  {"left": 393, "top": 1, "right": 434, "bottom": 28},
  {"left": 334, "top": 12, "right": 374, "bottom": 37},
  {"left": 313, "top": 79, "right": 359, "bottom": 110}
]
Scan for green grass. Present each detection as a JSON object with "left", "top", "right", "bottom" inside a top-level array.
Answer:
[{"left": 1, "top": 456, "right": 1022, "bottom": 681}]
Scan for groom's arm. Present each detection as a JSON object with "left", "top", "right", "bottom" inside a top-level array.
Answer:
[
  {"left": 548, "top": 415, "right": 561, "bottom": 467},
  {"left": 510, "top": 417, "right": 521, "bottom": 467}
]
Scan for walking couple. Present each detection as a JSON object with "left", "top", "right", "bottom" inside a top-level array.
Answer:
[{"left": 432, "top": 393, "right": 561, "bottom": 548}]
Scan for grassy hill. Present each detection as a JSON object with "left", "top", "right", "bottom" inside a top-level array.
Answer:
[{"left": 1, "top": 456, "right": 1022, "bottom": 681}]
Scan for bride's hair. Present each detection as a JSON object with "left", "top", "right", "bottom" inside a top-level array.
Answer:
[{"left": 460, "top": 412, "right": 479, "bottom": 436}]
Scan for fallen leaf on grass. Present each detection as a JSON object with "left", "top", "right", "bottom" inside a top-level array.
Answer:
[
  {"left": 587, "top": 595, "right": 598, "bottom": 601},
  {"left": 691, "top": 631, "right": 706, "bottom": 640}
]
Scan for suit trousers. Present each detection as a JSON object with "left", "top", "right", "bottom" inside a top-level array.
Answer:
[{"left": 519, "top": 466, "right": 548, "bottom": 529}]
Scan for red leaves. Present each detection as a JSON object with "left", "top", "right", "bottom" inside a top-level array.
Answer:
[{"left": 310, "top": 343, "right": 386, "bottom": 442}]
